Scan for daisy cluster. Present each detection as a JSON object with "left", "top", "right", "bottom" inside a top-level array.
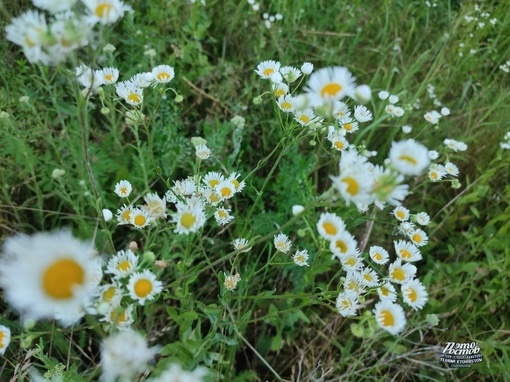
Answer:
[
  {"left": 5, "top": 0, "right": 131, "bottom": 65},
  {"left": 316, "top": 211, "right": 429, "bottom": 335},
  {"left": 427, "top": 140, "right": 466, "bottom": 186},
  {"left": 75, "top": 64, "right": 176, "bottom": 107},
  {"left": 273, "top": 233, "right": 310, "bottom": 267},
  {"left": 378, "top": 91, "right": 405, "bottom": 118},
  {"left": 458, "top": 4, "right": 497, "bottom": 58},
  {"left": 107, "top": 169, "right": 245, "bottom": 234}
]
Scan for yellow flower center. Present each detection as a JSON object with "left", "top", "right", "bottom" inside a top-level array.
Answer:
[
  {"left": 281, "top": 101, "right": 292, "bottom": 110},
  {"left": 380, "top": 286, "right": 389, "bottom": 296},
  {"left": 321, "top": 83, "right": 342, "bottom": 98},
  {"left": 344, "top": 123, "right": 353, "bottom": 131},
  {"left": 346, "top": 280, "right": 359, "bottom": 292},
  {"left": 391, "top": 267, "right": 406, "bottom": 281},
  {"left": 412, "top": 233, "right": 422, "bottom": 244},
  {"left": 105, "top": 74, "right": 113, "bottom": 81},
  {"left": 111, "top": 309, "right": 126, "bottom": 324},
  {"left": 398, "top": 155, "right": 417, "bottom": 166},
  {"left": 342, "top": 177, "right": 359, "bottom": 196},
  {"left": 400, "top": 249, "right": 411, "bottom": 259},
  {"left": 209, "top": 193, "right": 220, "bottom": 203},
  {"left": 341, "top": 299, "right": 351, "bottom": 308},
  {"left": 275, "top": 89, "right": 285, "bottom": 97},
  {"left": 134, "top": 279, "right": 153, "bottom": 298},
  {"left": 122, "top": 209, "right": 131, "bottom": 222},
  {"left": 42, "top": 258, "right": 84, "bottom": 299},
  {"left": 322, "top": 222, "right": 337, "bottom": 236},
  {"left": 120, "top": 187, "right": 128, "bottom": 195},
  {"left": 335, "top": 240, "right": 348, "bottom": 254},
  {"left": 363, "top": 273, "right": 373, "bottom": 282},
  {"left": 299, "top": 115, "right": 310, "bottom": 124},
  {"left": 128, "top": 93, "right": 141, "bottom": 104},
  {"left": 103, "top": 286, "right": 117, "bottom": 301},
  {"left": 407, "top": 288, "right": 417, "bottom": 302},
  {"left": 263, "top": 68, "right": 274, "bottom": 76},
  {"left": 181, "top": 212, "right": 196, "bottom": 228},
  {"left": 218, "top": 210, "right": 228, "bottom": 218},
  {"left": 157, "top": 72, "right": 170, "bottom": 81},
  {"left": 133, "top": 214, "right": 147, "bottom": 227},
  {"left": 373, "top": 252, "right": 383, "bottom": 261},
  {"left": 220, "top": 187, "right": 232, "bottom": 198},
  {"left": 95, "top": 3, "right": 113, "bottom": 18},
  {"left": 430, "top": 171, "right": 438, "bottom": 179},
  {"left": 345, "top": 257, "right": 356, "bottom": 266},
  {"left": 335, "top": 140, "right": 345, "bottom": 150},
  {"left": 117, "top": 260, "right": 131, "bottom": 271},
  {"left": 396, "top": 211, "right": 405, "bottom": 219},
  {"left": 295, "top": 255, "right": 304, "bottom": 263},
  {"left": 231, "top": 179, "right": 240, "bottom": 189},
  {"left": 0, "top": 331, "right": 5, "bottom": 348},
  {"left": 380, "top": 309, "right": 395, "bottom": 327},
  {"left": 209, "top": 179, "right": 220, "bottom": 188}
]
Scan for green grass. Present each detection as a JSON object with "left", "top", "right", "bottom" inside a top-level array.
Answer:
[{"left": 1, "top": 0, "right": 510, "bottom": 381}]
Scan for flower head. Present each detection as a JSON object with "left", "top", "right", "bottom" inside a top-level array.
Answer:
[
  {"left": 292, "top": 249, "right": 309, "bottom": 266},
  {"left": 83, "top": 0, "right": 132, "bottom": 25},
  {"left": 369, "top": 245, "right": 389, "bottom": 265},
  {"left": 373, "top": 300, "right": 406, "bottom": 335},
  {"left": 306, "top": 66, "right": 357, "bottom": 105},
  {"left": 401, "top": 279, "right": 428, "bottom": 310},
  {"left": 336, "top": 290, "right": 359, "bottom": 317},
  {"left": 389, "top": 139, "right": 430, "bottom": 176},
  {"left": 0, "top": 325, "right": 11, "bottom": 355},
  {"left": 127, "top": 269, "right": 163, "bottom": 305},
  {"left": 316, "top": 212, "right": 346, "bottom": 241},
  {"left": 273, "top": 233, "right": 292, "bottom": 254},
  {"left": 255, "top": 60, "right": 281, "bottom": 79},
  {"left": 152, "top": 64, "right": 175, "bottom": 84},
  {"left": 106, "top": 249, "right": 139, "bottom": 279}
]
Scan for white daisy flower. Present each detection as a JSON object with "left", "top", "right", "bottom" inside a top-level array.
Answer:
[
  {"left": 388, "top": 95, "right": 399, "bottom": 104},
  {"left": 415, "top": 212, "right": 430, "bottom": 226},
  {"left": 101, "top": 329, "right": 160, "bottom": 382},
  {"left": 273, "top": 233, "right": 292, "bottom": 254},
  {"left": 216, "top": 180, "right": 236, "bottom": 200},
  {"left": 389, "top": 139, "right": 430, "bottom": 176},
  {"left": 360, "top": 267, "right": 379, "bottom": 287},
  {"left": 203, "top": 188, "right": 222, "bottom": 206},
  {"left": 336, "top": 290, "right": 359, "bottom": 317},
  {"left": 233, "top": 238, "right": 251, "bottom": 253},
  {"left": 388, "top": 259, "right": 417, "bottom": 284},
  {"left": 378, "top": 90, "right": 390, "bottom": 100},
  {"left": 393, "top": 206, "right": 409, "bottom": 221},
  {"left": 97, "top": 282, "right": 123, "bottom": 308},
  {"left": 428, "top": 150, "right": 439, "bottom": 160},
  {"left": 129, "top": 208, "right": 152, "bottom": 229},
  {"left": 401, "top": 279, "right": 428, "bottom": 310},
  {"left": 130, "top": 72, "right": 154, "bottom": 88},
  {"left": 203, "top": 172, "right": 225, "bottom": 189},
  {"left": 331, "top": 164, "right": 374, "bottom": 206},
  {"left": 332, "top": 100, "right": 351, "bottom": 119},
  {"left": 98, "top": 67, "right": 119, "bottom": 85},
  {"left": 0, "top": 325, "right": 11, "bottom": 355},
  {"left": 116, "top": 204, "right": 133, "bottom": 225},
  {"left": 444, "top": 138, "right": 467, "bottom": 152},
  {"left": 294, "top": 109, "right": 316, "bottom": 126},
  {"left": 394, "top": 240, "right": 422, "bottom": 261},
  {"left": 75, "top": 64, "right": 104, "bottom": 92},
  {"left": 300, "top": 62, "right": 314, "bottom": 75},
  {"left": 115, "top": 80, "right": 143, "bottom": 106},
  {"left": 101, "top": 305, "right": 135, "bottom": 329},
  {"left": 292, "top": 249, "right": 309, "bottom": 266},
  {"left": 343, "top": 272, "right": 366, "bottom": 296},
  {"left": 272, "top": 82, "right": 289, "bottom": 98},
  {"left": 327, "top": 131, "right": 349, "bottom": 151},
  {"left": 195, "top": 144, "right": 212, "bottom": 160},
  {"left": 369, "top": 245, "right": 390, "bottom": 265},
  {"left": 424, "top": 110, "right": 441, "bottom": 124},
  {"left": 339, "top": 252, "right": 364, "bottom": 272},
  {"left": 142, "top": 193, "right": 167, "bottom": 219},
  {"left": 106, "top": 249, "right": 139, "bottom": 279},
  {"left": 0, "top": 230, "right": 102, "bottom": 326},
  {"left": 255, "top": 60, "right": 281, "bottom": 79},
  {"left": 428, "top": 164, "right": 447, "bottom": 181},
  {"left": 408, "top": 229, "right": 428, "bottom": 247},
  {"left": 353, "top": 105, "right": 373, "bottom": 122},
  {"left": 223, "top": 273, "right": 241, "bottom": 291},
  {"left": 280, "top": 66, "right": 302, "bottom": 83},
  {"left": 329, "top": 230, "right": 359, "bottom": 259},
  {"left": 214, "top": 208, "right": 234, "bottom": 225},
  {"left": 316, "top": 212, "right": 346, "bottom": 241},
  {"left": 444, "top": 162, "right": 459, "bottom": 176},
  {"left": 152, "top": 64, "right": 175, "bottom": 84},
  {"left": 377, "top": 282, "right": 397, "bottom": 302},
  {"left": 373, "top": 300, "right": 407, "bottom": 335},
  {"left": 277, "top": 95, "right": 295, "bottom": 112},
  {"left": 83, "top": 0, "right": 132, "bottom": 25},
  {"left": 339, "top": 117, "right": 359, "bottom": 134},
  {"left": 172, "top": 201, "right": 207, "bottom": 235},
  {"left": 114, "top": 180, "right": 132, "bottom": 198},
  {"left": 228, "top": 172, "right": 246, "bottom": 193},
  {"left": 127, "top": 269, "right": 163, "bottom": 305},
  {"left": 306, "top": 66, "right": 357, "bottom": 105}
]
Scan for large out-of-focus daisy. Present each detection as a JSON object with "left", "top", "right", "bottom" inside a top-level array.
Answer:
[
  {"left": 83, "top": 0, "right": 132, "bottom": 25},
  {"left": 0, "top": 230, "right": 102, "bottom": 326}
]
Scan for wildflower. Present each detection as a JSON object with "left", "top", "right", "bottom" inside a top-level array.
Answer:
[
  {"left": 385, "top": 104, "right": 395, "bottom": 116},
  {"left": 255, "top": 60, "right": 281, "bottom": 79},
  {"left": 76, "top": 64, "right": 104, "bottom": 92},
  {"left": 152, "top": 64, "right": 175, "bottom": 84},
  {"left": 378, "top": 90, "right": 390, "bottom": 100},
  {"left": 440, "top": 107, "right": 450, "bottom": 116},
  {"left": 97, "top": 67, "right": 119, "bottom": 85},
  {"left": 129, "top": 208, "right": 152, "bottom": 229},
  {"left": 114, "top": 180, "right": 132, "bottom": 197},
  {"left": 195, "top": 144, "right": 212, "bottom": 160},
  {"left": 317, "top": 212, "right": 346, "bottom": 241},
  {"left": 373, "top": 300, "right": 406, "bottom": 335},
  {"left": 270, "top": 72, "right": 283, "bottom": 83},
  {"left": 444, "top": 138, "right": 467, "bottom": 152},
  {"left": 388, "top": 259, "right": 417, "bottom": 284},
  {"left": 377, "top": 283, "right": 397, "bottom": 302},
  {"left": 444, "top": 162, "right": 459, "bottom": 176},
  {"left": 106, "top": 249, "right": 139, "bottom": 279},
  {"left": 392, "top": 106, "right": 405, "bottom": 117},
  {"left": 0, "top": 230, "right": 102, "bottom": 326},
  {"left": 428, "top": 150, "right": 439, "bottom": 160},
  {"left": 393, "top": 206, "right": 409, "bottom": 221},
  {"left": 102, "top": 209, "right": 113, "bottom": 222},
  {"left": 5, "top": 10, "right": 49, "bottom": 64},
  {"left": 389, "top": 139, "right": 430, "bottom": 176},
  {"left": 233, "top": 238, "right": 251, "bottom": 253},
  {"left": 333, "top": 101, "right": 350, "bottom": 119},
  {"left": 336, "top": 290, "right": 359, "bottom": 317},
  {"left": 353, "top": 84, "right": 372, "bottom": 104},
  {"left": 32, "top": 0, "right": 78, "bottom": 13},
  {"left": 327, "top": 131, "right": 349, "bottom": 151},
  {"left": 116, "top": 204, "right": 133, "bottom": 225},
  {"left": 360, "top": 267, "right": 379, "bottom": 287},
  {"left": 213, "top": 181, "right": 234, "bottom": 201},
  {"left": 83, "top": 0, "right": 132, "bottom": 25},
  {"left": 369, "top": 246, "right": 389, "bottom": 265},
  {"left": 274, "top": 234, "right": 292, "bottom": 254},
  {"left": 301, "top": 62, "right": 313, "bottom": 75},
  {"left": 353, "top": 105, "right": 373, "bottom": 122},
  {"left": 294, "top": 109, "right": 316, "bottom": 126},
  {"left": 408, "top": 229, "right": 428, "bottom": 247},
  {"left": 343, "top": 272, "right": 366, "bottom": 295},
  {"left": 292, "top": 249, "right": 309, "bottom": 266},
  {"left": 223, "top": 273, "right": 241, "bottom": 291},
  {"left": 329, "top": 231, "right": 359, "bottom": 259},
  {"left": 402, "top": 125, "right": 412, "bottom": 134},
  {"left": 0, "top": 325, "right": 11, "bottom": 355},
  {"left": 280, "top": 66, "right": 302, "bottom": 83},
  {"left": 401, "top": 279, "right": 428, "bottom": 310},
  {"left": 130, "top": 72, "right": 154, "bottom": 88},
  {"left": 277, "top": 95, "right": 295, "bottom": 112},
  {"left": 148, "top": 364, "right": 208, "bottom": 382},
  {"left": 172, "top": 201, "right": 207, "bottom": 235},
  {"left": 228, "top": 172, "right": 246, "bottom": 193},
  {"left": 102, "top": 304, "right": 135, "bottom": 329},
  {"left": 305, "top": 66, "right": 357, "bottom": 105},
  {"left": 116, "top": 81, "right": 143, "bottom": 106},
  {"left": 98, "top": 282, "right": 123, "bottom": 307},
  {"left": 398, "top": 221, "right": 415, "bottom": 236},
  {"left": 142, "top": 193, "right": 167, "bottom": 219},
  {"left": 415, "top": 212, "right": 430, "bottom": 226},
  {"left": 424, "top": 110, "right": 441, "bottom": 124},
  {"left": 331, "top": 165, "right": 374, "bottom": 205},
  {"left": 272, "top": 82, "right": 289, "bottom": 97},
  {"left": 428, "top": 164, "right": 446, "bottom": 181},
  {"left": 100, "top": 329, "right": 160, "bottom": 382},
  {"left": 214, "top": 208, "right": 234, "bottom": 225},
  {"left": 395, "top": 240, "right": 423, "bottom": 262},
  {"left": 292, "top": 205, "right": 305, "bottom": 216},
  {"left": 127, "top": 269, "right": 163, "bottom": 305},
  {"left": 339, "top": 117, "right": 359, "bottom": 134},
  {"left": 203, "top": 172, "right": 225, "bottom": 189},
  {"left": 339, "top": 252, "right": 363, "bottom": 272}
]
